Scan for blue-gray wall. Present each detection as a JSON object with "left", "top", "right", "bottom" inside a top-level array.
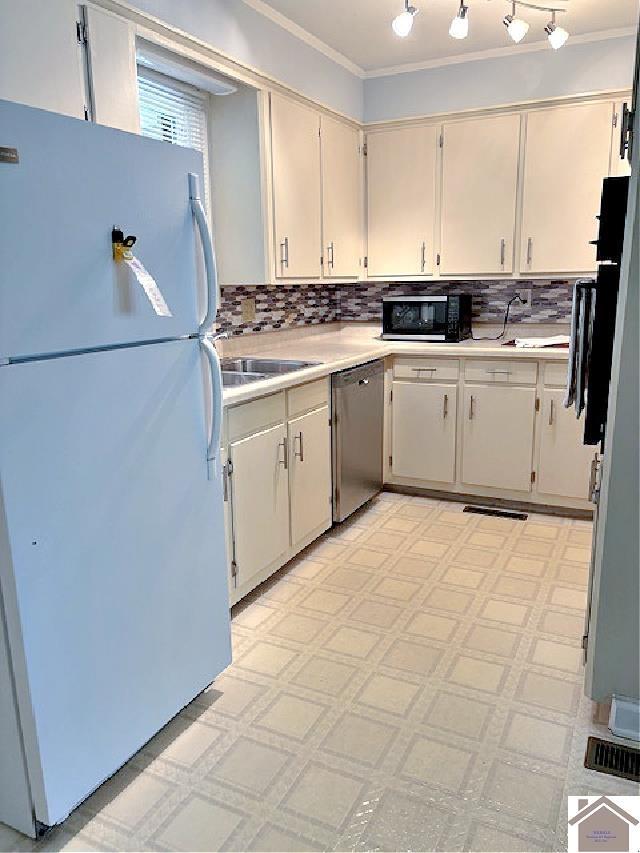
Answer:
[
  {"left": 364, "top": 34, "right": 636, "bottom": 122},
  {"left": 127, "top": 0, "right": 364, "bottom": 119}
]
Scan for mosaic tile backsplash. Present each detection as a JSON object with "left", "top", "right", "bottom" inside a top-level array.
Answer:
[{"left": 217, "top": 279, "right": 574, "bottom": 336}]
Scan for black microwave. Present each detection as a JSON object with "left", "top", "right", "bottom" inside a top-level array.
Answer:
[{"left": 381, "top": 295, "right": 472, "bottom": 342}]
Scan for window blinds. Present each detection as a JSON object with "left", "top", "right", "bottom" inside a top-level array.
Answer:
[{"left": 137, "top": 68, "right": 211, "bottom": 212}]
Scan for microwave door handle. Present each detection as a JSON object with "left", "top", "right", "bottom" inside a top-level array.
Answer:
[
  {"left": 189, "top": 173, "right": 219, "bottom": 335},
  {"left": 199, "top": 336, "right": 223, "bottom": 479}
]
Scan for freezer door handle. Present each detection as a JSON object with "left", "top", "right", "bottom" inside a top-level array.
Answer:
[
  {"left": 189, "top": 173, "right": 218, "bottom": 335},
  {"left": 199, "top": 336, "right": 223, "bottom": 477}
]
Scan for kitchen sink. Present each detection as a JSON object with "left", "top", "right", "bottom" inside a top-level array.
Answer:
[
  {"left": 221, "top": 358, "right": 320, "bottom": 375},
  {"left": 221, "top": 371, "right": 268, "bottom": 387}
]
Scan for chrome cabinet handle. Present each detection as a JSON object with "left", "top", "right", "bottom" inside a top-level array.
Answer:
[
  {"left": 327, "top": 241, "right": 334, "bottom": 269},
  {"left": 294, "top": 431, "right": 304, "bottom": 462},
  {"left": 278, "top": 436, "right": 288, "bottom": 469},
  {"left": 588, "top": 454, "right": 600, "bottom": 500},
  {"left": 443, "top": 393, "right": 448, "bottom": 419},
  {"left": 420, "top": 241, "right": 426, "bottom": 272},
  {"left": 548, "top": 398, "right": 555, "bottom": 426},
  {"left": 280, "top": 236, "right": 289, "bottom": 269},
  {"left": 486, "top": 369, "right": 511, "bottom": 376},
  {"left": 526, "top": 237, "right": 533, "bottom": 266},
  {"left": 500, "top": 238, "right": 506, "bottom": 268},
  {"left": 413, "top": 366, "right": 436, "bottom": 374},
  {"left": 469, "top": 394, "right": 474, "bottom": 420}
]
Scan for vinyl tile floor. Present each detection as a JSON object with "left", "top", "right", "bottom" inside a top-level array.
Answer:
[{"left": 2, "top": 494, "right": 638, "bottom": 853}]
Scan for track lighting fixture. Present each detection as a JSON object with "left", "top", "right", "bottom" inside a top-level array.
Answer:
[
  {"left": 545, "top": 11, "right": 569, "bottom": 49},
  {"left": 449, "top": 1, "right": 469, "bottom": 39},
  {"left": 390, "top": 0, "right": 570, "bottom": 52},
  {"left": 503, "top": 1, "right": 529, "bottom": 43},
  {"left": 392, "top": 0, "right": 418, "bottom": 37}
]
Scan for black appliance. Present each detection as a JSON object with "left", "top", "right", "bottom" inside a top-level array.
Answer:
[
  {"left": 581, "top": 176, "right": 630, "bottom": 448},
  {"left": 381, "top": 294, "right": 472, "bottom": 342}
]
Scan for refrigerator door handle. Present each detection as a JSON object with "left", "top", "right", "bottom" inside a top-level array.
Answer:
[
  {"left": 189, "top": 173, "right": 218, "bottom": 335},
  {"left": 199, "top": 336, "right": 223, "bottom": 479}
]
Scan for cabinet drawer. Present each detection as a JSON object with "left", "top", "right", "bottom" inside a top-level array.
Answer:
[
  {"left": 464, "top": 359, "right": 537, "bottom": 385},
  {"left": 228, "top": 392, "right": 286, "bottom": 441},
  {"left": 393, "top": 357, "right": 460, "bottom": 382},
  {"left": 544, "top": 361, "right": 569, "bottom": 387},
  {"left": 288, "top": 378, "right": 329, "bottom": 418}
]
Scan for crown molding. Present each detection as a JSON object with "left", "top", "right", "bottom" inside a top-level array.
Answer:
[
  {"left": 364, "top": 26, "right": 637, "bottom": 78},
  {"left": 240, "top": 0, "right": 366, "bottom": 78}
]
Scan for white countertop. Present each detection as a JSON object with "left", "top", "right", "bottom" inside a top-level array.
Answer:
[{"left": 221, "top": 322, "right": 570, "bottom": 407}]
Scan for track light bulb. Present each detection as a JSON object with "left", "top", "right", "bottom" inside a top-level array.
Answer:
[
  {"left": 392, "top": 2, "right": 418, "bottom": 37},
  {"left": 449, "top": 3, "right": 469, "bottom": 39},
  {"left": 503, "top": 3, "right": 529, "bottom": 42},
  {"left": 545, "top": 13, "right": 569, "bottom": 48}
]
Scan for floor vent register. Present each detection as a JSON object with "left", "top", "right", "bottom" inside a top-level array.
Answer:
[
  {"left": 463, "top": 505, "right": 528, "bottom": 521},
  {"left": 584, "top": 736, "right": 640, "bottom": 783}
]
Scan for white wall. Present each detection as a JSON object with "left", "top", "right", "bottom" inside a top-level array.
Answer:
[
  {"left": 126, "top": 0, "right": 364, "bottom": 120},
  {"left": 364, "top": 34, "right": 636, "bottom": 122}
]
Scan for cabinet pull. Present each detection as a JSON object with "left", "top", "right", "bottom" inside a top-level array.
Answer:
[
  {"left": 327, "top": 241, "right": 334, "bottom": 270},
  {"left": 420, "top": 241, "right": 427, "bottom": 272},
  {"left": 548, "top": 398, "right": 555, "bottom": 425},
  {"left": 443, "top": 393, "right": 448, "bottom": 419},
  {"left": 486, "top": 368, "right": 511, "bottom": 376},
  {"left": 278, "top": 436, "right": 288, "bottom": 469},
  {"left": 294, "top": 431, "right": 304, "bottom": 462},
  {"left": 526, "top": 237, "right": 533, "bottom": 266},
  {"left": 280, "top": 236, "right": 289, "bottom": 269},
  {"left": 469, "top": 395, "right": 474, "bottom": 420},
  {"left": 500, "top": 238, "right": 506, "bottom": 268},
  {"left": 413, "top": 366, "right": 436, "bottom": 375}
]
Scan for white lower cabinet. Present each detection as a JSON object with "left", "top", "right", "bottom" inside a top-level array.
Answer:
[
  {"left": 228, "top": 422, "right": 290, "bottom": 593},
  {"left": 461, "top": 384, "right": 536, "bottom": 493},
  {"left": 392, "top": 381, "right": 457, "bottom": 484},
  {"left": 225, "top": 379, "right": 331, "bottom": 603},
  {"left": 538, "top": 388, "right": 595, "bottom": 500},
  {"left": 289, "top": 405, "right": 332, "bottom": 546}
]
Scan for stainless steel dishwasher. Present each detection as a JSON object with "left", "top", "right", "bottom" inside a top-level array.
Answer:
[{"left": 331, "top": 359, "right": 384, "bottom": 523}]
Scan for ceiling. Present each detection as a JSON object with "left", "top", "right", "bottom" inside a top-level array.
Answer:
[{"left": 247, "top": 0, "right": 638, "bottom": 73}]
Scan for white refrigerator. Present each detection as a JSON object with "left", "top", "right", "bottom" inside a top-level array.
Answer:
[{"left": 0, "top": 99, "right": 231, "bottom": 837}]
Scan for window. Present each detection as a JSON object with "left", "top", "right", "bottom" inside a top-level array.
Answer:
[{"left": 137, "top": 67, "right": 211, "bottom": 214}]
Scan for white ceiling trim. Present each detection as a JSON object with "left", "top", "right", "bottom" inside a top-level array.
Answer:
[
  {"left": 364, "top": 26, "right": 638, "bottom": 78},
  {"left": 240, "top": 0, "right": 366, "bottom": 78}
]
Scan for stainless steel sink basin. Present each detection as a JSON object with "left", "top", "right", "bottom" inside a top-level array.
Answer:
[
  {"left": 221, "top": 371, "right": 268, "bottom": 387},
  {"left": 221, "top": 357, "right": 320, "bottom": 375}
]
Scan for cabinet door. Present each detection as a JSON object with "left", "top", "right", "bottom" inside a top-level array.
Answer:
[
  {"left": 229, "top": 423, "right": 289, "bottom": 589},
  {"left": 289, "top": 406, "right": 332, "bottom": 546},
  {"left": 538, "top": 389, "right": 594, "bottom": 499},
  {"left": 321, "top": 116, "right": 362, "bottom": 278},
  {"left": 462, "top": 385, "right": 536, "bottom": 492},
  {"left": 367, "top": 125, "right": 438, "bottom": 277},
  {"left": 84, "top": 6, "right": 140, "bottom": 133},
  {"left": 392, "top": 382, "right": 457, "bottom": 484},
  {"left": 520, "top": 102, "right": 613, "bottom": 275},
  {"left": 0, "top": 0, "right": 85, "bottom": 119},
  {"left": 271, "top": 93, "right": 321, "bottom": 279},
  {"left": 441, "top": 114, "right": 520, "bottom": 275}
]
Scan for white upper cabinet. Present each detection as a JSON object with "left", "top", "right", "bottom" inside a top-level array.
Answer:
[
  {"left": 366, "top": 125, "right": 438, "bottom": 277},
  {"left": 321, "top": 115, "right": 362, "bottom": 279},
  {"left": 0, "top": 0, "right": 85, "bottom": 119},
  {"left": 83, "top": 6, "right": 140, "bottom": 133},
  {"left": 520, "top": 102, "right": 614, "bottom": 275},
  {"left": 270, "top": 93, "right": 322, "bottom": 279},
  {"left": 440, "top": 114, "right": 520, "bottom": 276}
]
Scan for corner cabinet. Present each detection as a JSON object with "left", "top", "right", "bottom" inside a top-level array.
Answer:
[
  {"left": 519, "top": 101, "right": 614, "bottom": 276},
  {"left": 366, "top": 125, "right": 439, "bottom": 277},
  {"left": 224, "top": 379, "right": 332, "bottom": 605}
]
